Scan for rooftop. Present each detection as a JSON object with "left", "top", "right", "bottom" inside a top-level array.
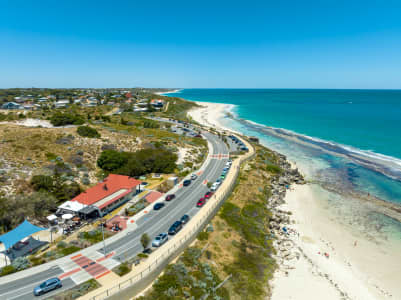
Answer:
[{"left": 71, "top": 174, "right": 141, "bottom": 208}]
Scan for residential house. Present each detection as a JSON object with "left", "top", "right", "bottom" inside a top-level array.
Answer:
[
  {"left": 55, "top": 99, "right": 70, "bottom": 109},
  {"left": 1, "top": 102, "right": 22, "bottom": 110}
]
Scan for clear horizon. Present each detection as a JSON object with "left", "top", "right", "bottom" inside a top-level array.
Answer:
[{"left": 1, "top": 1, "right": 401, "bottom": 89}]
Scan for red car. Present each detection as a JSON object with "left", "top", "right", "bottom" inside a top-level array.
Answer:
[
  {"left": 196, "top": 198, "right": 206, "bottom": 207},
  {"left": 165, "top": 194, "right": 176, "bottom": 201},
  {"left": 204, "top": 191, "right": 213, "bottom": 199}
]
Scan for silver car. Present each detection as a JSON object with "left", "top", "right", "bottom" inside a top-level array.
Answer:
[
  {"left": 152, "top": 233, "right": 168, "bottom": 247},
  {"left": 34, "top": 278, "right": 62, "bottom": 296}
]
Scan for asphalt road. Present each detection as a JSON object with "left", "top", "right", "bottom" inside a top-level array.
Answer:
[{"left": 0, "top": 129, "right": 229, "bottom": 300}]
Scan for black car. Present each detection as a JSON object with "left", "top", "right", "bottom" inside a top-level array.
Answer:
[
  {"left": 153, "top": 202, "right": 165, "bottom": 210},
  {"left": 183, "top": 179, "right": 191, "bottom": 186},
  {"left": 165, "top": 194, "right": 176, "bottom": 201},
  {"left": 180, "top": 214, "right": 190, "bottom": 224},
  {"left": 168, "top": 221, "right": 183, "bottom": 235}
]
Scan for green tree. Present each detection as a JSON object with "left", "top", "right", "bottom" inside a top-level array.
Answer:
[
  {"left": 97, "top": 150, "right": 127, "bottom": 171},
  {"left": 140, "top": 233, "right": 150, "bottom": 250}
]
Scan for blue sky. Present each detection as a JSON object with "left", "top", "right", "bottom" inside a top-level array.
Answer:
[{"left": 1, "top": 0, "right": 401, "bottom": 88}]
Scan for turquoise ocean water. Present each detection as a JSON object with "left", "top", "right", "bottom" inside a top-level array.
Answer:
[{"left": 165, "top": 89, "right": 401, "bottom": 241}]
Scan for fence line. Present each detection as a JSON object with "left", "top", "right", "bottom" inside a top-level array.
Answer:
[{"left": 90, "top": 140, "right": 255, "bottom": 300}]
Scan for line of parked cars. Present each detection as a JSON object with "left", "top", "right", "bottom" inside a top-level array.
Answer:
[
  {"left": 151, "top": 214, "right": 190, "bottom": 248},
  {"left": 210, "top": 159, "right": 232, "bottom": 192},
  {"left": 229, "top": 135, "right": 248, "bottom": 151}
]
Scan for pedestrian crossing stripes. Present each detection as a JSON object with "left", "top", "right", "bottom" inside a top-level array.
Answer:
[{"left": 209, "top": 154, "right": 229, "bottom": 159}]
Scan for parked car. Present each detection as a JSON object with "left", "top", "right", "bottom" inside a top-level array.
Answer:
[
  {"left": 183, "top": 179, "right": 191, "bottom": 186},
  {"left": 142, "top": 248, "right": 152, "bottom": 254},
  {"left": 210, "top": 183, "right": 219, "bottom": 192},
  {"left": 34, "top": 278, "right": 62, "bottom": 296},
  {"left": 204, "top": 191, "right": 214, "bottom": 199},
  {"left": 191, "top": 174, "right": 198, "bottom": 180},
  {"left": 152, "top": 233, "right": 168, "bottom": 247},
  {"left": 153, "top": 203, "right": 165, "bottom": 210},
  {"left": 220, "top": 174, "right": 226, "bottom": 179},
  {"left": 180, "top": 214, "right": 190, "bottom": 224},
  {"left": 197, "top": 198, "right": 206, "bottom": 207},
  {"left": 165, "top": 194, "right": 176, "bottom": 201},
  {"left": 168, "top": 221, "right": 183, "bottom": 235}
]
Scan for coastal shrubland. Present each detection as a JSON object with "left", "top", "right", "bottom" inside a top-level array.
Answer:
[{"left": 137, "top": 247, "right": 229, "bottom": 300}]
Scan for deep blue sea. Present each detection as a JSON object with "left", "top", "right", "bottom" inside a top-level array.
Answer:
[{"left": 165, "top": 89, "right": 401, "bottom": 209}]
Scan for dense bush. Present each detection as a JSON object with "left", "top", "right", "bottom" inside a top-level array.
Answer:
[
  {"left": 31, "top": 175, "right": 54, "bottom": 191},
  {"left": 30, "top": 174, "right": 81, "bottom": 202},
  {"left": 77, "top": 126, "right": 100, "bottom": 138},
  {"left": 0, "top": 192, "right": 58, "bottom": 233},
  {"left": 97, "top": 150, "right": 127, "bottom": 171},
  {"left": 197, "top": 231, "right": 209, "bottom": 241},
  {"left": 97, "top": 148, "right": 177, "bottom": 177},
  {"left": 50, "top": 112, "right": 84, "bottom": 126},
  {"left": 0, "top": 265, "right": 16, "bottom": 276}
]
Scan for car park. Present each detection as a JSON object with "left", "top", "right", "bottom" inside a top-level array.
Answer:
[
  {"left": 153, "top": 202, "right": 165, "bottom": 210},
  {"left": 183, "top": 179, "right": 191, "bottom": 186},
  {"left": 180, "top": 214, "right": 190, "bottom": 224},
  {"left": 152, "top": 233, "right": 168, "bottom": 247},
  {"left": 168, "top": 221, "right": 183, "bottom": 235},
  {"left": 191, "top": 174, "right": 198, "bottom": 180},
  {"left": 33, "top": 278, "right": 62, "bottom": 296},
  {"left": 196, "top": 198, "right": 206, "bottom": 207},
  {"left": 165, "top": 194, "right": 176, "bottom": 201}
]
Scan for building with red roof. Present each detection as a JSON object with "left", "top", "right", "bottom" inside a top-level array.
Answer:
[{"left": 69, "top": 174, "right": 141, "bottom": 217}]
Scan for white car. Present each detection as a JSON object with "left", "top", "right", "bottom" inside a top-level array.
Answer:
[
  {"left": 191, "top": 174, "right": 198, "bottom": 180},
  {"left": 210, "top": 182, "right": 220, "bottom": 191}
]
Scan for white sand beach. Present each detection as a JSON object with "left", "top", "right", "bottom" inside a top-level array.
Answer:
[
  {"left": 188, "top": 101, "right": 401, "bottom": 300},
  {"left": 188, "top": 101, "right": 236, "bottom": 133}
]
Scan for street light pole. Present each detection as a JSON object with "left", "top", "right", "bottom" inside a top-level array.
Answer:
[{"left": 101, "top": 219, "right": 106, "bottom": 256}]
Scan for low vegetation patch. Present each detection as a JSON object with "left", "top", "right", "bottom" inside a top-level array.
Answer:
[
  {"left": 138, "top": 247, "right": 229, "bottom": 300},
  {"left": 50, "top": 112, "right": 85, "bottom": 126},
  {"left": 77, "top": 125, "right": 101, "bottom": 138}
]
